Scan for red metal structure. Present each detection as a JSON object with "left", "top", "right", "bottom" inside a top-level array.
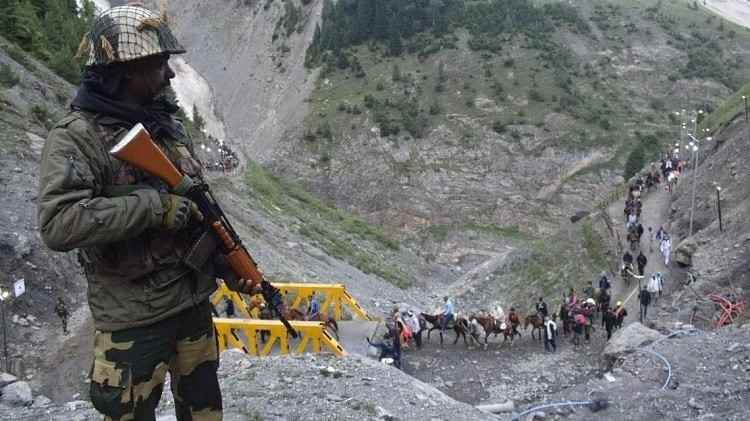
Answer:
[{"left": 707, "top": 289, "right": 745, "bottom": 328}]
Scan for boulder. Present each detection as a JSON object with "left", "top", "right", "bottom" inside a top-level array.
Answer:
[
  {"left": 0, "top": 373, "right": 17, "bottom": 388},
  {"left": 603, "top": 322, "right": 664, "bottom": 357},
  {"left": 1, "top": 380, "right": 33, "bottom": 406},
  {"left": 31, "top": 395, "right": 51, "bottom": 407},
  {"left": 674, "top": 239, "right": 697, "bottom": 267},
  {"left": 570, "top": 210, "right": 590, "bottom": 224}
]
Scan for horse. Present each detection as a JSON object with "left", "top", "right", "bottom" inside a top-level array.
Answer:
[
  {"left": 500, "top": 319, "right": 521, "bottom": 345},
  {"left": 420, "top": 313, "right": 471, "bottom": 346},
  {"left": 523, "top": 314, "right": 544, "bottom": 341},
  {"left": 468, "top": 314, "right": 503, "bottom": 347}
]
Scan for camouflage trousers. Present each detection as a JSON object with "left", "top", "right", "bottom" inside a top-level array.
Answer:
[{"left": 89, "top": 300, "right": 222, "bottom": 421}]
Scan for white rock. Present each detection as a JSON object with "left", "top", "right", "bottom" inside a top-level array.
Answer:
[
  {"left": 603, "top": 323, "right": 665, "bottom": 357},
  {"left": 726, "top": 343, "right": 744, "bottom": 353},
  {"left": 1, "top": 380, "right": 33, "bottom": 406},
  {"left": 375, "top": 405, "right": 396, "bottom": 420},
  {"left": 65, "top": 400, "right": 89, "bottom": 411},
  {"left": 31, "top": 395, "right": 52, "bottom": 407},
  {"left": 0, "top": 372, "right": 17, "bottom": 388}
]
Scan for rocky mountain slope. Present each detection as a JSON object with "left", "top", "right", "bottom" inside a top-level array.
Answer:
[
  {"left": 265, "top": 0, "right": 750, "bottom": 244},
  {"left": 668, "top": 82, "right": 750, "bottom": 325},
  {"left": 0, "top": 350, "right": 499, "bottom": 421},
  {"left": 164, "top": 0, "right": 750, "bottom": 308},
  {"left": 168, "top": 0, "right": 323, "bottom": 162},
  {"left": 1, "top": 1, "right": 749, "bottom": 420}
]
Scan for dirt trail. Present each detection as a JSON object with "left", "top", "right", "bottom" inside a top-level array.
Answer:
[
  {"left": 703, "top": 0, "right": 750, "bottom": 29},
  {"left": 606, "top": 180, "right": 676, "bottom": 326},
  {"left": 436, "top": 247, "right": 514, "bottom": 308}
]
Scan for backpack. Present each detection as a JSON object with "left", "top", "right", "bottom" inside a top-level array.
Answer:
[{"left": 574, "top": 313, "right": 587, "bottom": 326}]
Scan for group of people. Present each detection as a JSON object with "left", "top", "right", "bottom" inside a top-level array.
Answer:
[
  {"left": 660, "top": 155, "right": 684, "bottom": 193},
  {"left": 617, "top": 165, "right": 676, "bottom": 328},
  {"left": 560, "top": 285, "right": 628, "bottom": 345},
  {"left": 203, "top": 141, "right": 240, "bottom": 173}
]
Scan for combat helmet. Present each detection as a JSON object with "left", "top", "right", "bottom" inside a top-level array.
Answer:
[{"left": 77, "top": 3, "right": 185, "bottom": 66}]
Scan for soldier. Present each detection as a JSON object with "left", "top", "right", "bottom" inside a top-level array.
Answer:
[
  {"left": 37, "top": 5, "right": 254, "bottom": 420},
  {"left": 54, "top": 297, "right": 70, "bottom": 335}
]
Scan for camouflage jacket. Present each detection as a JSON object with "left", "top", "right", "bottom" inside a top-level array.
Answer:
[{"left": 38, "top": 110, "right": 217, "bottom": 331}]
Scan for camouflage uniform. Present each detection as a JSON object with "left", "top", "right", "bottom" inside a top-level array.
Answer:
[
  {"left": 91, "top": 301, "right": 220, "bottom": 421},
  {"left": 37, "top": 5, "right": 222, "bottom": 420}
]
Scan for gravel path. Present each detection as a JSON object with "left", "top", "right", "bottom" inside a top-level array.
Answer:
[{"left": 606, "top": 181, "right": 674, "bottom": 326}]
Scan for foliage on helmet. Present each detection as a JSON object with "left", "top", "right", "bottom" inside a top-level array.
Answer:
[{"left": 77, "top": 4, "right": 185, "bottom": 66}]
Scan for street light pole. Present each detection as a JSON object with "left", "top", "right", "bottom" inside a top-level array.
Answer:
[
  {"left": 0, "top": 288, "right": 8, "bottom": 373},
  {"left": 743, "top": 95, "right": 748, "bottom": 122},
  {"left": 716, "top": 186, "right": 723, "bottom": 232},
  {"left": 689, "top": 144, "right": 699, "bottom": 237}
]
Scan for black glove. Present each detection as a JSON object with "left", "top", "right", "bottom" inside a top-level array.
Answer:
[{"left": 160, "top": 194, "right": 202, "bottom": 231}]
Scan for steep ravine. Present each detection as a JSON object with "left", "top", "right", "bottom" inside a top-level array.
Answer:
[{"left": 168, "top": 0, "right": 322, "bottom": 162}]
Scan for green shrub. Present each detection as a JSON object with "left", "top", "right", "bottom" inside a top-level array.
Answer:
[
  {"left": 0, "top": 64, "right": 20, "bottom": 88},
  {"left": 624, "top": 143, "right": 645, "bottom": 180},
  {"left": 31, "top": 104, "right": 53, "bottom": 129},
  {"left": 429, "top": 101, "right": 442, "bottom": 115},
  {"left": 528, "top": 89, "right": 544, "bottom": 102}
]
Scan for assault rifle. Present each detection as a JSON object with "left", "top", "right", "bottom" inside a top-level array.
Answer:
[{"left": 110, "top": 123, "right": 298, "bottom": 338}]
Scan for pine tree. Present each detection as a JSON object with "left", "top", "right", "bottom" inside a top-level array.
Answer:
[
  {"left": 10, "top": 0, "right": 48, "bottom": 57},
  {"left": 305, "top": 23, "right": 322, "bottom": 67},
  {"left": 192, "top": 104, "right": 205, "bottom": 133},
  {"left": 373, "top": 0, "right": 389, "bottom": 41},
  {"left": 354, "top": 0, "right": 375, "bottom": 43},
  {"left": 387, "top": 29, "right": 403, "bottom": 56}
]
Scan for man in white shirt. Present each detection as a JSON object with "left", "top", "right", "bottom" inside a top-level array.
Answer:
[{"left": 544, "top": 316, "right": 557, "bottom": 353}]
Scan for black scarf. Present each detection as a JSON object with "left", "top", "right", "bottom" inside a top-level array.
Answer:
[{"left": 71, "top": 66, "right": 182, "bottom": 139}]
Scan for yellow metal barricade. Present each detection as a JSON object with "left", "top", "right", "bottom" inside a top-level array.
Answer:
[
  {"left": 211, "top": 281, "right": 377, "bottom": 357},
  {"left": 274, "top": 283, "right": 373, "bottom": 321},
  {"left": 211, "top": 282, "right": 373, "bottom": 321},
  {"left": 213, "top": 318, "right": 346, "bottom": 357},
  {"left": 211, "top": 282, "right": 254, "bottom": 318}
]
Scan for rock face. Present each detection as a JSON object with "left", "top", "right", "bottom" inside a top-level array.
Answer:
[
  {"left": 603, "top": 323, "right": 665, "bottom": 358},
  {"left": 168, "top": 0, "right": 321, "bottom": 162},
  {"left": 1, "top": 381, "right": 33, "bottom": 406},
  {"left": 668, "top": 104, "right": 750, "bottom": 326}
]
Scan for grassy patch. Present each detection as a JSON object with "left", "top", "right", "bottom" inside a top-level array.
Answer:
[
  {"left": 426, "top": 222, "right": 529, "bottom": 242},
  {"left": 700, "top": 81, "right": 750, "bottom": 132},
  {"left": 581, "top": 221, "right": 607, "bottom": 268},
  {"left": 244, "top": 162, "right": 411, "bottom": 288},
  {"left": 0, "top": 64, "right": 19, "bottom": 88},
  {"left": 465, "top": 223, "right": 528, "bottom": 240}
]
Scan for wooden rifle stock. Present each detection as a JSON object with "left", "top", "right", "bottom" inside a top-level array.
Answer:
[{"left": 110, "top": 124, "right": 298, "bottom": 337}]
